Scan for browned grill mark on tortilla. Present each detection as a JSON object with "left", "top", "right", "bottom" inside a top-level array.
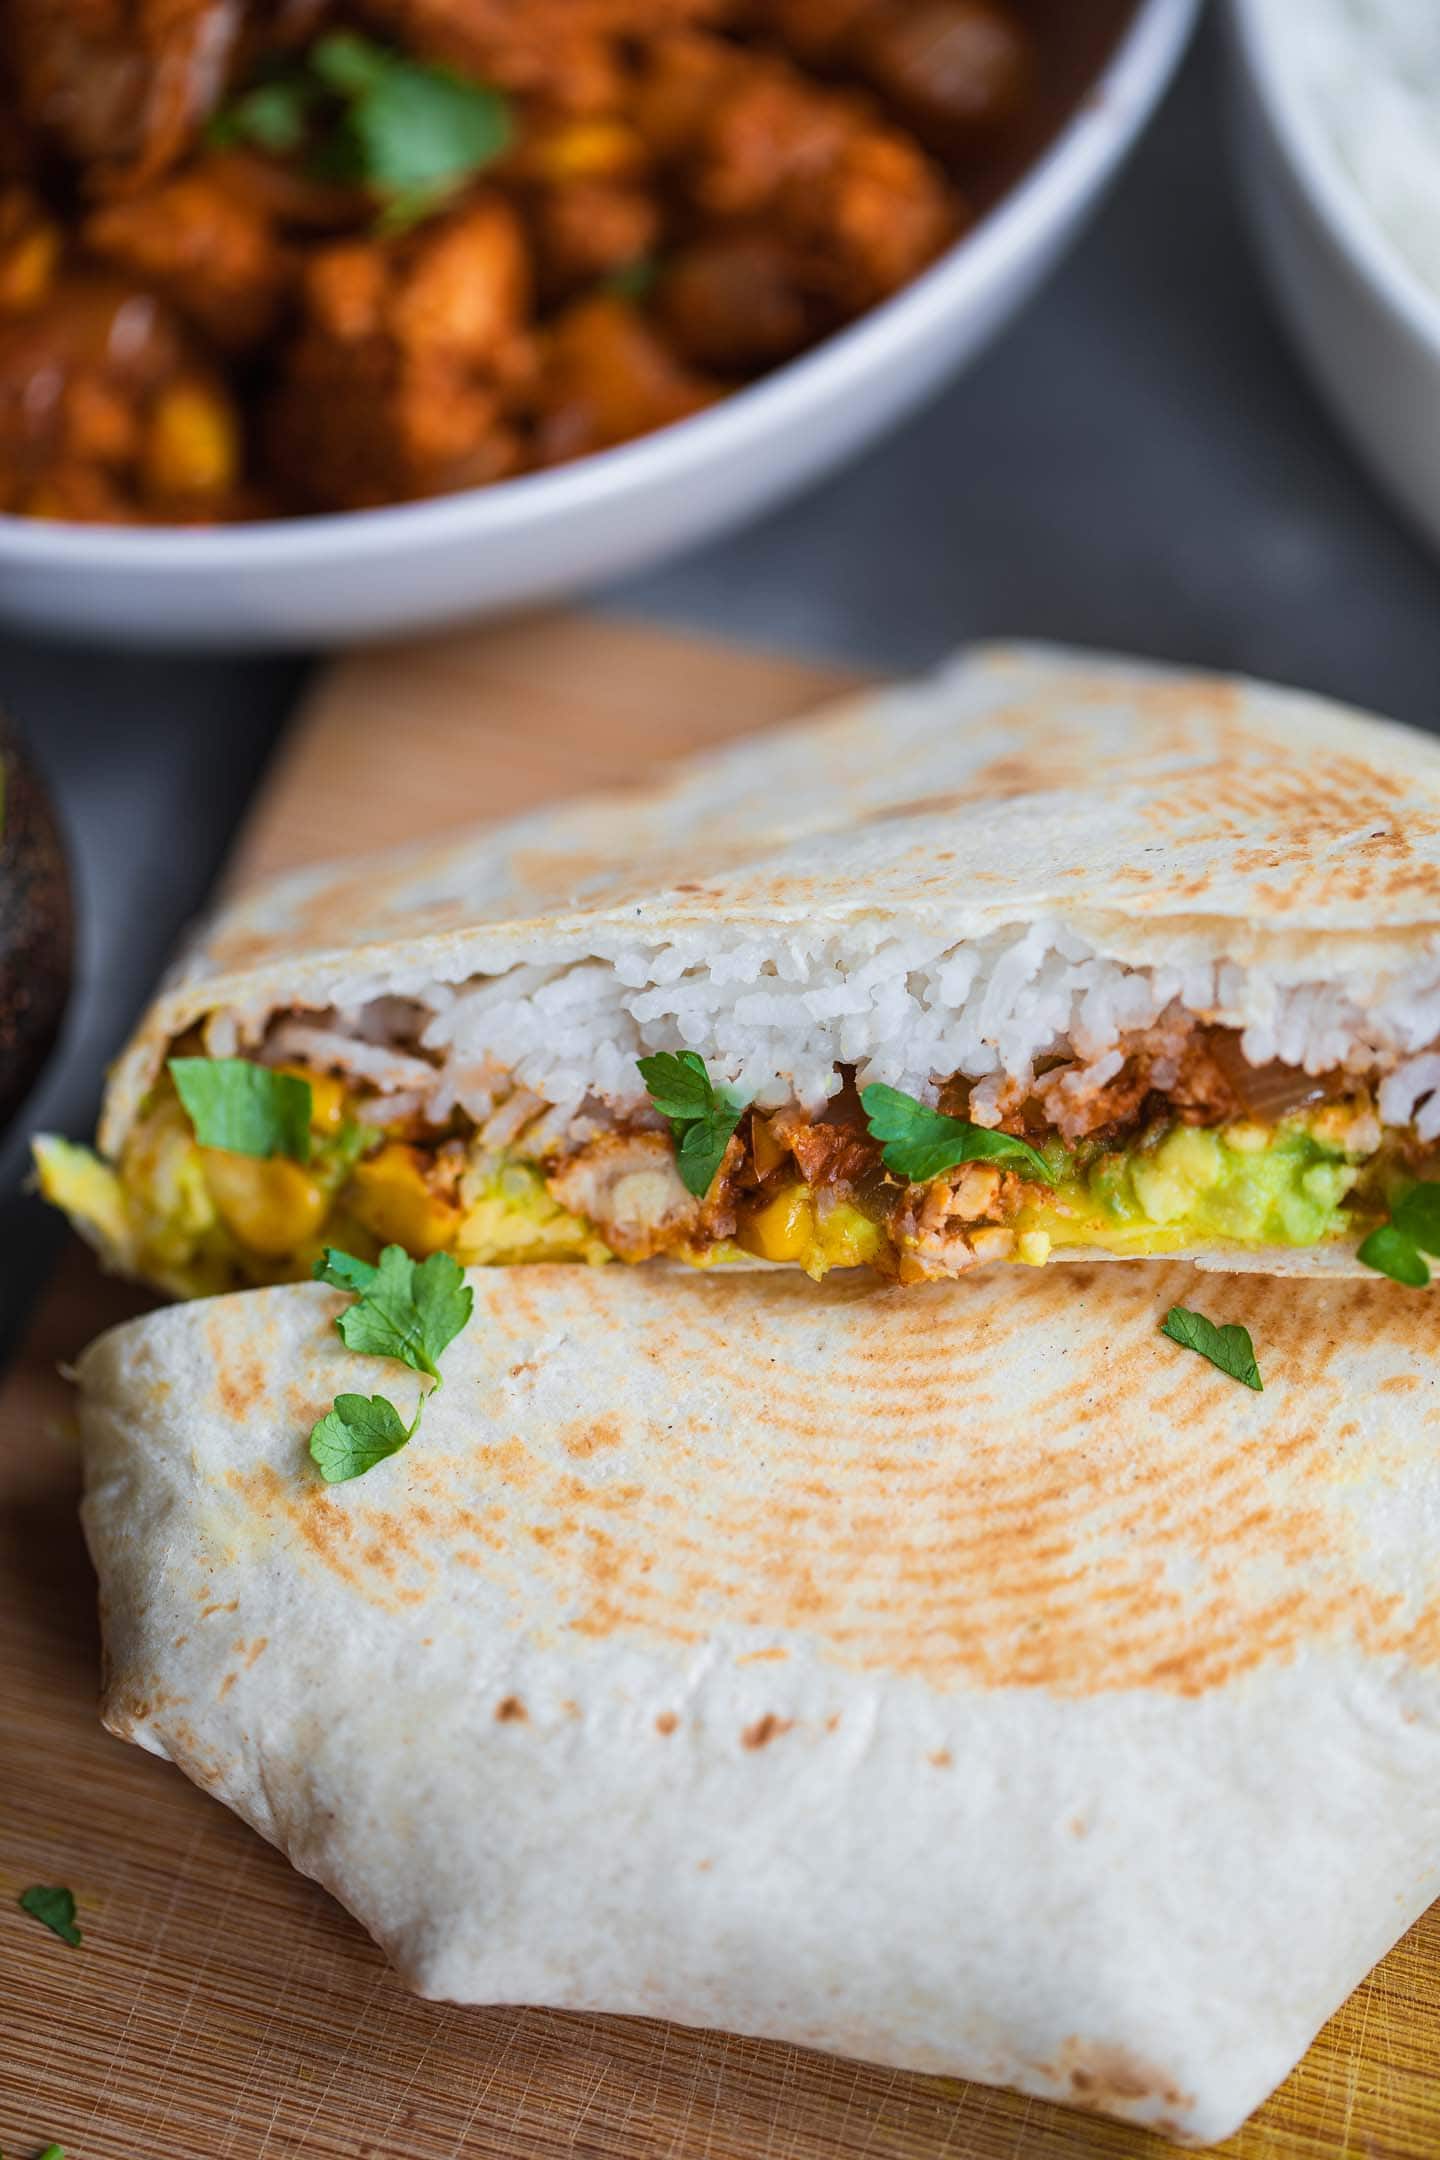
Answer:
[
  {"left": 286, "top": 1382, "right": 333, "bottom": 1430},
  {"left": 494, "top": 1696, "right": 527, "bottom": 1722},
  {"left": 859, "top": 753, "right": 1086, "bottom": 820},
  {"left": 654, "top": 1710, "right": 678, "bottom": 1735},
  {"left": 227, "top": 1462, "right": 439, "bottom": 1610},
  {"left": 560, "top": 1414, "right": 624, "bottom": 1459},
  {"left": 202, "top": 1266, "right": 1440, "bottom": 1696},
  {"left": 1056, "top": 2041, "right": 1192, "bottom": 2114},
  {"left": 207, "top": 1315, "right": 271, "bottom": 1422},
  {"left": 741, "top": 1714, "right": 793, "bottom": 1750},
  {"left": 144, "top": 1714, "right": 226, "bottom": 1790}
]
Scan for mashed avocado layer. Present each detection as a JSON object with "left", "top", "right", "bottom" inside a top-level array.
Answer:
[{"left": 1016, "top": 1116, "right": 1366, "bottom": 1258}]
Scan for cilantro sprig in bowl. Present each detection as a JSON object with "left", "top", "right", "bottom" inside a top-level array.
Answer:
[{"left": 0, "top": 0, "right": 1198, "bottom": 648}]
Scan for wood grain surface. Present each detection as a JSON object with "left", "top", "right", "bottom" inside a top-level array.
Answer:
[{"left": 2, "top": 613, "right": 1437, "bottom": 2160}]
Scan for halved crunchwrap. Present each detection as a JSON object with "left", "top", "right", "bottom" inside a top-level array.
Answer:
[
  {"left": 40, "top": 644, "right": 1440, "bottom": 1295},
  {"left": 76, "top": 1259, "right": 1440, "bottom": 2145}
]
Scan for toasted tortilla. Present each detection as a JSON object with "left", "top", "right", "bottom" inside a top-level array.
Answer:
[
  {"left": 46, "top": 643, "right": 1440, "bottom": 1292},
  {"left": 97, "top": 644, "right": 1440, "bottom": 1150},
  {"left": 78, "top": 1259, "right": 1440, "bottom": 2145}
]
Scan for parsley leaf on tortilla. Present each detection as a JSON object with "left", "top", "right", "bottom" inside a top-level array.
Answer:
[
  {"left": 313, "top": 1247, "right": 380, "bottom": 1294},
  {"left": 309, "top": 1245, "right": 473, "bottom": 1483},
  {"left": 1357, "top": 1224, "right": 1431, "bottom": 1287},
  {"left": 331, "top": 1245, "right": 472, "bottom": 1381},
  {"left": 1357, "top": 1180, "right": 1440, "bottom": 1287},
  {"left": 1160, "top": 1306, "right": 1263, "bottom": 1391},
  {"left": 1391, "top": 1181, "right": 1440, "bottom": 1255},
  {"left": 637, "top": 1051, "right": 744, "bottom": 1199},
  {"left": 859, "top": 1083, "right": 1056, "bottom": 1186},
  {"left": 309, "top": 1393, "right": 416, "bottom": 1483}
]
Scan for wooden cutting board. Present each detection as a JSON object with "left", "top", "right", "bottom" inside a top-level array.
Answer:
[{"left": 2, "top": 613, "right": 1437, "bottom": 2160}]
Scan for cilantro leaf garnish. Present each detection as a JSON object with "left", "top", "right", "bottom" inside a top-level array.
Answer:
[
  {"left": 332, "top": 1245, "right": 471, "bottom": 1380},
  {"left": 169, "top": 1057, "right": 312, "bottom": 1163},
  {"left": 18, "top": 1886, "right": 81, "bottom": 1947},
  {"left": 307, "top": 29, "right": 391, "bottom": 98},
  {"left": 314, "top": 1247, "right": 380, "bottom": 1294},
  {"left": 1357, "top": 1179, "right": 1440, "bottom": 1288},
  {"left": 208, "top": 68, "right": 318, "bottom": 153},
  {"left": 1159, "top": 1306, "right": 1263, "bottom": 1391},
  {"left": 1358, "top": 1223, "right": 1431, "bottom": 1288},
  {"left": 637, "top": 1050, "right": 716, "bottom": 1121},
  {"left": 212, "top": 32, "right": 511, "bottom": 227},
  {"left": 636, "top": 1051, "right": 743, "bottom": 1199},
  {"left": 310, "top": 1393, "right": 415, "bottom": 1483},
  {"left": 39, "top": 2144, "right": 67, "bottom": 2158},
  {"left": 321, "top": 34, "right": 512, "bottom": 207},
  {"left": 1392, "top": 1181, "right": 1440, "bottom": 1253},
  {"left": 859, "top": 1083, "right": 1056, "bottom": 1186},
  {"left": 309, "top": 1245, "right": 473, "bottom": 1483}
]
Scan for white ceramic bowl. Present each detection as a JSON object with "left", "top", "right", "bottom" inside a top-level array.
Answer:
[
  {"left": 1229, "top": 0, "right": 1440, "bottom": 561},
  {"left": 0, "top": 0, "right": 1199, "bottom": 651}
]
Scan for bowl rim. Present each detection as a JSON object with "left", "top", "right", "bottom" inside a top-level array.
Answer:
[
  {"left": 1228, "top": 0, "right": 1440, "bottom": 364},
  {"left": 0, "top": 0, "right": 1198, "bottom": 571}
]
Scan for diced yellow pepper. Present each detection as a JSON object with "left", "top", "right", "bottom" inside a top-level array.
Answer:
[
  {"left": 200, "top": 1149, "right": 329, "bottom": 1257},
  {"left": 142, "top": 383, "right": 238, "bottom": 499},
  {"left": 348, "top": 1143, "right": 459, "bottom": 1256},
  {"left": 0, "top": 222, "right": 58, "bottom": 312},
  {"left": 737, "top": 1186, "right": 883, "bottom": 1275},
  {"left": 738, "top": 1184, "right": 814, "bottom": 1264},
  {"left": 528, "top": 121, "right": 644, "bottom": 181}
]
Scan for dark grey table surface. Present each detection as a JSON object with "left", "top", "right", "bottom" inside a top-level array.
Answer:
[{"left": 3, "top": 19, "right": 1439, "bottom": 1360}]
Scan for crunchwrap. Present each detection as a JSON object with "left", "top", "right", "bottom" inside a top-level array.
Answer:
[
  {"left": 77, "top": 1258, "right": 1440, "bottom": 2147},
  {"left": 40, "top": 644, "right": 1440, "bottom": 1296}
]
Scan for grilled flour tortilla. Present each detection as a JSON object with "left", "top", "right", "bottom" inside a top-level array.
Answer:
[
  {"left": 78, "top": 1261, "right": 1440, "bottom": 2146},
  {"left": 40, "top": 644, "right": 1440, "bottom": 1296}
]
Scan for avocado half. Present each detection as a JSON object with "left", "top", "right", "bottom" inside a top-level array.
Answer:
[{"left": 0, "top": 711, "right": 74, "bottom": 1135}]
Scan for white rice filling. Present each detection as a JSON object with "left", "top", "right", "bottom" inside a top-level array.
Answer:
[{"left": 223, "top": 919, "right": 1440, "bottom": 1150}]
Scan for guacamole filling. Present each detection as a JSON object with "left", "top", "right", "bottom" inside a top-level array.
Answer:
[{"left": 35, "top": 1047, "right": 1428, "bottom": 1298}]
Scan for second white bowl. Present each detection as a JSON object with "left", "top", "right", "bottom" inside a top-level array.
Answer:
[{"left": 1229, "top": 0, "right": 1440, "bottom": 563}]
